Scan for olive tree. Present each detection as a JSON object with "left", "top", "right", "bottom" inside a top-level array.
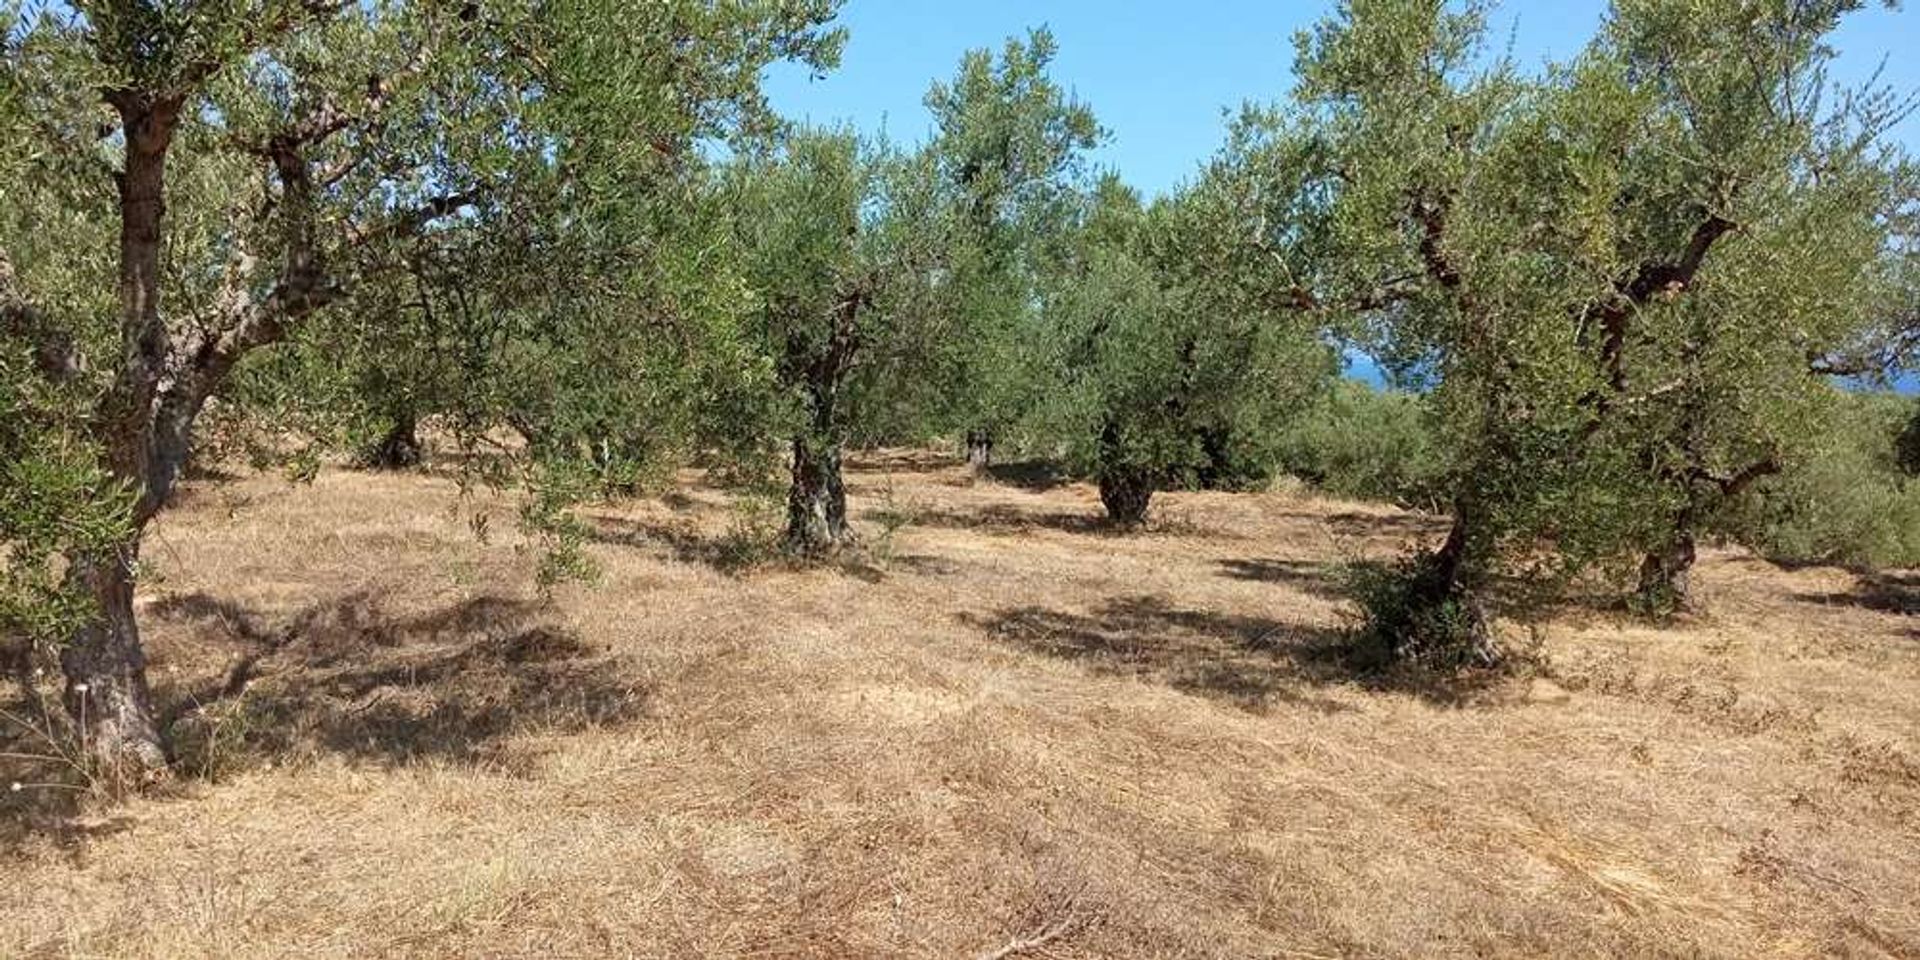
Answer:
[
  {"left": 1567, "top": 0, "right": 1917, "bottom": 611},
  {"left": 1032, "top": 174, "right": 1334, "bottom": 525},
  {"left": 730, "top": 129, "right": 946, "bottom": 554},
  {"left": 1265, "top": 0, "right": 1912, "bottom": 662},
  {"left": 0, "top": 0, "right": 843, "bottom": 782},
  {"left": 920, "top": 29, "right": 1102, "bottom": 468}
]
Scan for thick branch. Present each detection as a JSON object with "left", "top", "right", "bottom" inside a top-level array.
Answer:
[
  {"left": 1702, "top": 455, "right": 1780, "bottom": 498},
  {"left": 347, "top": 189, "right": 485, "bottom": 250},
  {"left": 1589, "top": 211, "right": 1738, "bottom": 398}
]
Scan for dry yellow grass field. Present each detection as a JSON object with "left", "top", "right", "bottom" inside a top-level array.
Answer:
[{"left": 3, "top": 451, "right": 1917, "bottom": 959}]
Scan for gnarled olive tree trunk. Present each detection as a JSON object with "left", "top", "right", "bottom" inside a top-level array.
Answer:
[
  {"left": 367, "top": 411, "right": 423, "bottom": 469},
  {"left": 1396, "top": 498, "right": 1500, "bottom": 668},
  {"left": 786, "top": 432, "right": 851, "bottom": 554},
  {"left": 60, "top": 93, "right": 186, "bottom": 780},
  {"left": 1636, "top": 529, "right": 1698, "bottom": 612},
  {"left": 1095, "top": 420, "right": 1154, "bottom": 526},
  {"left": 964, "top": 428, "right": 993, "bottom": 470},
  {"left": 59, "top": 554, "right": 168, "bottom": 779},
  {"left": 782, "top": 288, "right": 865, "bottom": 556},
  {"left": 59, "top": 89, "right": 343, "bottom": 784},
  {"left": 1633, "top": 457, "right": 1776, "bottom": 615}
]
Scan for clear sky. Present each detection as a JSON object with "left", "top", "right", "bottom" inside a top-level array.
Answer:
[
  {"left": 764, "top": 0, "right": 1920, "bottom": 198},
  {"left": 765, "top": 1, "right": 1920, "bottom": 390}
]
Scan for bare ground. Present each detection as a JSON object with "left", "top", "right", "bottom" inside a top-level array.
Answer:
[{"left": 3, "top": 451, "right": 1917, "bottom": 959}]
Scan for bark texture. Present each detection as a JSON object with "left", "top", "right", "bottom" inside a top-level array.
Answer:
[
  {"left": 1096, "top": 420, "right": 1154, "bottom": 526},
  {"left": 367, "top": 413, "right": 423, "bottom": 469},
  {"left": 781, "top": 284, "right": 866, "bottom": 556},
  {"left": 965, "top": 429, "right": 994, "bottom": 471},
  {"left": 786, "top": 434, "right": 851, "bottom": 554},
  {"left": 60, "top": 80, "right": 357, "bottom": 782},
  {"left": 62, "top": 93, "right": 187, "bottom": 780},
  {"left": 1378, "top": 499, "right": 1500, "bottom": 669},
  {"left": 1098, "top": 467, "right": 1154, "bottom": 526},
  {"left": 59, "top": 555, "right": 170, "bottom": 780},
  {"left": 1636, "top": 530, "right": 1698, "bottom": 613}
]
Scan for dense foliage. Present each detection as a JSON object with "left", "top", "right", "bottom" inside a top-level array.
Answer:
[
  {"left": 2, "top": 0, "right": 1916, "bottom": 786},
  {"left": 1275, "top": 381, "right": 1445, "bottom": 508}
]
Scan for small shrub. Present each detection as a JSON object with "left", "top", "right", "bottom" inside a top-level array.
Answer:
[
  {"left": 1342, "top": 551, "right": 1499, "bottom": 672},
  {"left": 1275, "top": 382, "right": 1445, "bottom": 507},
  {"left": 1730, "top": 392, "right": 1920, "bottom": 570}
]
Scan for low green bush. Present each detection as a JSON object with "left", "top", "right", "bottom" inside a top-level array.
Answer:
[{"left": 1274, "top": 381, "right": 1446, "bottom": 508}]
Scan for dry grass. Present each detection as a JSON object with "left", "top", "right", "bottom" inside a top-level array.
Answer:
[{"left": 3, "top": 449, "right": 1918, "bottom": 959}]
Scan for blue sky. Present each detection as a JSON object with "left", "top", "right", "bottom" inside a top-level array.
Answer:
[
  {"left": 765, "top": 1, "right": 1919, "bottom": 389},
  {"left": 765, "top": 0, "right": 1920, "bottom": 197}
]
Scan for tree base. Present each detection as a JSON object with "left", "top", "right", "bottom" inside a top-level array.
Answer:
[
  {"left": 965, "top": 430, "right": 993, "bottom": 472},
  {"left": 364, "top": 419, "right": 423, "bottom": 470},
  {"left": 1098, "top": 467, "right": 1154, "bottom": 527},
  {"left": 1632, "top": 537, "right": 1698, "bottom": 617},
  {"left": 1349, "top": 550, "right": 1503, "bottom": 671}
]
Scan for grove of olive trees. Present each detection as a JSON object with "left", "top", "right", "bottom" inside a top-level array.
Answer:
[{"left": 3, "top": 0, "right": 1916, "bottom": 793}]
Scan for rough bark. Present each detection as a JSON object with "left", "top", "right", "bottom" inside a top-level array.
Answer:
[
  {"left": 965, "top": 429, "right": 994, "bottom": 471},
  {"left": 1098, "top": 466, "right": 1154, "bottom": 526},
  {"left": 781, "top": 285, "right": 866, "bottom": 556},
  {"left": 1385, "top": 498, "right": 1501, "bottom": 669},
  {"left": 785, "top": 433, "right": 852, "bottom": 555},
  {"left": 59, "top": 554, "right": 170, "bottom": 783},
  {"left": 59, "top": 94, "right": 186, "bottom": 781},
  {"left": 367, "top": 413, "right": 423, "bottom": 469},
  {"left": 1636, "top": 529, "right": 1698, "bottom": 613},
  {"left": 1095, "top": 421, "right": 1154, "bottom": 526},
  {"left": 62, "top": 83, "right": 351, "bottom": 782},
  {"left": 50, "top": 40, "right": 459, "bottom": 786}
]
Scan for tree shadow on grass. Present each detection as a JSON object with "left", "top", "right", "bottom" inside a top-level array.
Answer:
[
  {"left": 981, "top": 459, "right": 1077, "bottom": 492},
  {"left": 909, "top": 504, "right": 1115, "bottom": 537},
  {"left": 1268, "top": 507, "right": 1446, "bottom": 543},
  {"left": 1791, "top": 570, "right": 1920, "bottom": 617},
  {"left": 846, "top": 449, "right": 964, "bottom": 475},
  {"left": 2, "top": 588, "right": 647, "bottom": 850},
  {"left": 146, "top": 590, "right": 650, "bottom": 772},
  {"left": 963, "top": 594, "right": 1509, "bottom": 711},
  {"left": 1216, "top": 558, "right": 1346, "bottom": 599},
  {"left": 587, "top": 514, "right": 773, "bottom": 573},
  {"left": 962, "top": 595, "right": 1357, "bottom": 714},
  {"left": 908, "top": 503, "right": 1232, "bottom": 539}
]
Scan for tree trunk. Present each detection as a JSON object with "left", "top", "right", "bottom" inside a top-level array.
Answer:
[
  {"left": 60, "top": 553, "right": 169, "bottom": 784},
  {"left": 786, "top": 432, "right": 852, "bottom": 555},
  {"left": 367, "top": 413, "right": 423, "bottom": 469},
  {"left": 1096, "top": 421, "right": 1154, "bottom": 526},
  {"left": 58, "top": 96, "right": 184, "bottom": 784},
  {"left": 965, "top": 429, "right": 993, "bottom": 471},
  {"left": 1377, "top": 499, "right": 1501, "bottom": 669},
  {"left": 1636, "top": 529, "right": 1698, "bottom": 613},
  {"left": 1098, "top": 466, "right": 1154, "bottom": 526},
  {"left": 781, "top": 284, "right": 865, "bottom": 557}
]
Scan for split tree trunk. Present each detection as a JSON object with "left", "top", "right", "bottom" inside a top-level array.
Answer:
[
  {"left": 785, "top": 433, "right": 852, "bottom": 555},
  {"left": 965, "top": 429, "right": 993, "bottom": 471}
]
